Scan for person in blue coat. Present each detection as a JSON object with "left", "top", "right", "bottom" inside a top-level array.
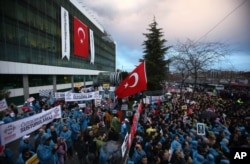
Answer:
[
  {"left": 16, "top": 148, "right": 35, "bottom": 164},
  {"left": 59, "top": 125, "right": 73, "bottom": 159},
  {"left": 121, "top": 120, "right": 128, "bottom": 140},
  {"left": 36, "top": 133, "right": 58, "bottom": 164},
  {"left": 131, "top": 143, "right": 146, "bottom": 164},
  {"left": 71, "top": 119, "right": 81, "bottom": 150},
  {"left": 170, "top": 135, "right": 182, "bottom": 153},
  {"left": 2, "top": 112, "right": 15, "bottom": 124},
  {"left": 72, "top": 105, "right": 82, "bottom": 122},
  {"left": 18, "top": 135, "right": 34, "bottom": 154}
]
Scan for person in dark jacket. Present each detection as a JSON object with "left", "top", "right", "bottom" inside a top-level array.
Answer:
[
  {"left": 36, "top": 133, "right": 58, "bottom": 164},
  {"left": 75, "top": 131, "right": 88, "bottom": 164},
  {"left": 170, "top": 149, "right": 186, "bottom": 164}
]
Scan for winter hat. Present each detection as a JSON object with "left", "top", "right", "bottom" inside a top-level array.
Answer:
[
  {"left": 22, "top": 135, "right": 30, "bottom": 140},
  {"left": 125, "top": 118, "right": 129, "bottom": 123}
]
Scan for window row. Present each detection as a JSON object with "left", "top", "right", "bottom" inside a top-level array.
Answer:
[{"left": 0, "top": 74, "right": 94, "bottom": 89}]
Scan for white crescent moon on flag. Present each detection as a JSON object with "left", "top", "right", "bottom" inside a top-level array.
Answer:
[
  {"left": 128, "top": 73, "right": 139, "bottom": 88},
  {"left": 77, "top": 27, "right": 85, "bottom": 44}
]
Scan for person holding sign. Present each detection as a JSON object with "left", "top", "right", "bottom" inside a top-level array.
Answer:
[{"left": 197, "top": 123, "right": 205, "bottom": 135}]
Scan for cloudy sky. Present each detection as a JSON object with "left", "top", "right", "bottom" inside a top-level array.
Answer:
[{"left": 81, "top": 0, "right": 250, "bottom": 72}]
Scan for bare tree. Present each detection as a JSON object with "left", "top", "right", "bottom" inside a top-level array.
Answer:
[
  {"left": 173, "top": 62, "right": 191, "bottom": 92},
  {"left": 172, "top": 39, "right": 228, "bottom": 92}
]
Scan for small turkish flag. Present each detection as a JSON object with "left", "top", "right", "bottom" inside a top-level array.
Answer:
[
  {"left": 115, "top": 61, "right": 147, "bottom": 99},
  {"left": 74, "top": 17, "right": 89, "bottom": 58}
]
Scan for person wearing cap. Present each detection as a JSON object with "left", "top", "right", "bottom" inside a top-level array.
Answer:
[
  {"left": 18, "top": 135, "right": 34, "bottom": 154},
  {"left": 36, "top": 133, "right": 58, "bottom": 164}
]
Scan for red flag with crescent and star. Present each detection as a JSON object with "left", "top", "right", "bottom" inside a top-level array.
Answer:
[
  {"left": 74, "top": 17, "right": 89, "bottom": 58},
  {"left": 115, "top": 61, "right": 147, "bottom": 99}
]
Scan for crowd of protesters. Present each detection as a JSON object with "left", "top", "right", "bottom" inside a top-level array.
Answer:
[
  {"left": 127, "top": 87, "right": 250, "bottom": 164},
  {"left": 0, "top": 86, "right": 250, "bottom": 164},
  {"left": 0, "top": 94, "right": 129, "bottom": 164}
]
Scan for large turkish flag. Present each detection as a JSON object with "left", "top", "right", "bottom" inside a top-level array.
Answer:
[
  {"left": 115, "top": 61, "right": 147, "bottom": 99},
  {"left": 74, "top": 17, "right": 89, "bottom": 58}
]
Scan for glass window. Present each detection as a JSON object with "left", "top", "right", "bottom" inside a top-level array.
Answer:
[
  {"left": 19, "top": 27, "right": 29, "bottom": 46},
  {"left": 5, "top": 22, "right": 18, "bottom": 44},
  {"left": 57, "top": 75, "right": 71, "bottom": 84},
  {"left": 16, "top": 4, "right": 27, "bottom": 23},
  {"left": 27, "top": 9, "right": 36, "bottom": 27},
  {"left": 0, "top": 74, "right": 23, "bottom": 89},
  {"left": 29, "top": 75, "right": 53, "bottom": 87},
  {"left": 73, "top": 75, "right": 84, "bottom": 82}
]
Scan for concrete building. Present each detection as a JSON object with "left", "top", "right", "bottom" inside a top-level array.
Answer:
[{"left": 0, "top": 0, "right": 116, "bottom": 105}]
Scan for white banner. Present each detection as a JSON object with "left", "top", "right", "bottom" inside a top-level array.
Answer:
[
  {"left": 0, "top": 99, "right": 8, "bottom": 112},
  {"left": 80, "top": 87, "right": 94, "bottom": 93},
  {"left": 0, "top": 105, "right": 62, "bottom": 145},
  {"left": 65, "top": 91, "right": 100, "bottom": 102},
  {"left": 89, "top": 29, "right": 95, "bottom": 64},
  {"left": 61, "top": 6, "right": 70, "bottom": 60},
  {"left": 146, "top": 95, "right": 164, "bottom": 104},
  {"left": 54, "top": 90, "right": 72, "bottom": 99},
  {"left": 55, "top": 92, "right": 66, "bottom": 99}
]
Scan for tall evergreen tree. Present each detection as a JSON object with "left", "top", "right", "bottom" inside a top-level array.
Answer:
[{"left": 141, "top": 17, "right": 172, "bottom": 91}]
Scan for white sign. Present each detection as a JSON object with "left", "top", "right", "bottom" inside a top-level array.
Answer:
[
  {"left": 61, "top": 6, "right": 70, "bottom": 60},
  {"left": 65, "top": 91, "right": 100, "bottom": 102},
  {"left": 146, "top": 95, "right": 164, "bottom": 104},
  {"left": 95, "top": 98, "right": 102, "bottom": 107},
  {"left": 0, "top": 105, "right": 62, "bottom": 145},
  {"left": 89, "top": 29, "right": 95, "bottom": 64},
  {"left": 121, "top": 104, "right": 128, "bottom": 110},
  {"left": 0, "top": 99, "right": 8, "bottom": 112},
  {"left": 121, "top": 133, "right": 129, "bottom": 157},
  {"left": 197, "top": 123, "right": 205, "bottom": 135}
]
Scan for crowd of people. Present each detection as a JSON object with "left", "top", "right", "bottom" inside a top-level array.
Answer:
[
  {"left": 0, "top": 86, "right": 249, "bottom": 164},
  {"left": 126, "top": 88, "right": 250, "bottom": 164},
  {"left": 0, "top": 96, "right": 129, "bottom": 164}
]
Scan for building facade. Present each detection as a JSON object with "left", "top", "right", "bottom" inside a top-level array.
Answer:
[{"left": 0, "top": 0, "right": 116, "bottom": 105}]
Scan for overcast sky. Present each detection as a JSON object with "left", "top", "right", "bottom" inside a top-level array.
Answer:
[{"left": 81, "top": 0, "right": 250, "bottom": 72}]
